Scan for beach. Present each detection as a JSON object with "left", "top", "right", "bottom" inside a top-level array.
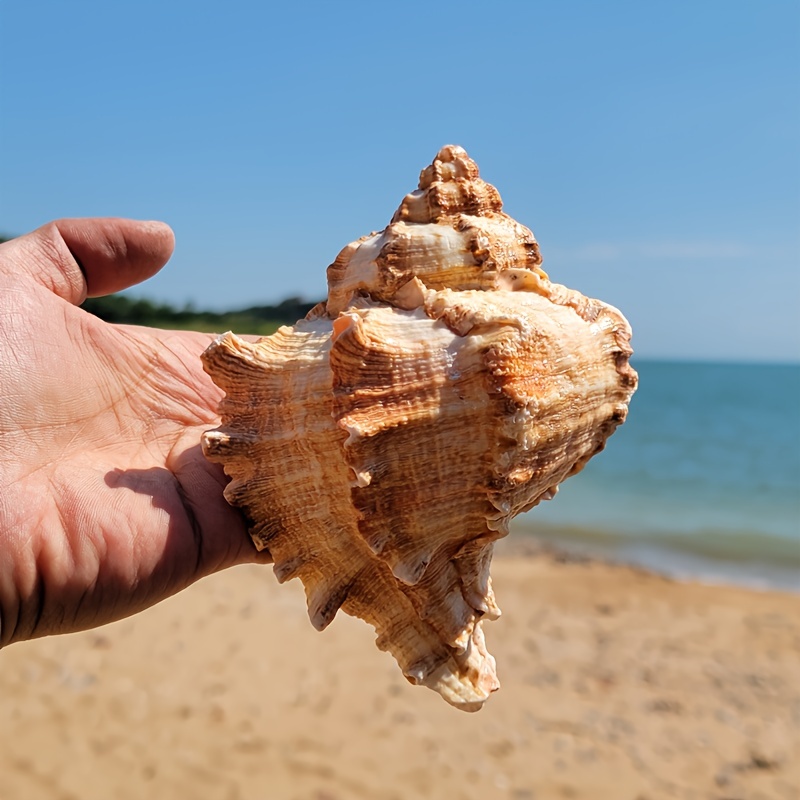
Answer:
[{"left": 2, "top": 544, "right": 798, "bottom": 800}]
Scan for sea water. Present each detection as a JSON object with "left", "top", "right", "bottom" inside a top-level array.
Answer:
[{"left": 514, "top": 361, "right": 800, "bottom": 590}]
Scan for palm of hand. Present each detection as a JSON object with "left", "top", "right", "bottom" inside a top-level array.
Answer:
[{"left": 0, "top": 220, "right": 257, "bottom": 646}]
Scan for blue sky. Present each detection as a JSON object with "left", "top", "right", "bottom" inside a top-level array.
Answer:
[{"left": 2, "top": 0, "right": 798, "bottom": 362}]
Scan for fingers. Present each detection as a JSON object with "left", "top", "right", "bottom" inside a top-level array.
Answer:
[
  {"left": 0, "top": 218, "right": 175, "bottom": 304},
  {"left": 56, "top": 218, "right": 175, "bottom": 299}
]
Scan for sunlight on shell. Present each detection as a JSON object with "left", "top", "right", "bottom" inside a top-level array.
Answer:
[{"left": 201, "top": 145, "right": 637, "bottom": 710}]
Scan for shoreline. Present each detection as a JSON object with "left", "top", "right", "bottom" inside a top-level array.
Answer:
[
  {"left": 505, "top": 521, "right": 800, "bottom": 594},
  {"left": 2, "top": 546, "right": 799, "bottom": 799}
]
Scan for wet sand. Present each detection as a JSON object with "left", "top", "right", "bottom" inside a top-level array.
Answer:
[{"left": 2, "top": 548, "right": 799, "bottom": 800}]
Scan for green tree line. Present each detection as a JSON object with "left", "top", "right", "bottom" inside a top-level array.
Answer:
[
  {"left": 80, "top": 294, "right": 320, "bottom": 335},
  {"left": 1, "top": 231, "right": 319, "bottom": 334}
]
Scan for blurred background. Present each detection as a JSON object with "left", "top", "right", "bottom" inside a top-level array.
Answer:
[{"left": 2, "top": 0, "right": 798, "bottom": 583}]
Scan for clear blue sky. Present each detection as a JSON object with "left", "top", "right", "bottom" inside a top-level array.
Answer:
[{"left": 2, "top": 1, "right": 798, "bottom": 362}]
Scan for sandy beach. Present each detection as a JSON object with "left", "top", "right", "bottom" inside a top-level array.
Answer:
[{"left": 2, "top": 546, "right": 798, "bottom": 800}]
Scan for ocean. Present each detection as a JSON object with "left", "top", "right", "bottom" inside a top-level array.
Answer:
[{"left": 513, "top": 360, "right": 800, "bottom": 591}]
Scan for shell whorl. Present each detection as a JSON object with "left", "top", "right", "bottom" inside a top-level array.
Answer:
[{"left": 325, "top": 145, "right": 545, "bottom": 316}]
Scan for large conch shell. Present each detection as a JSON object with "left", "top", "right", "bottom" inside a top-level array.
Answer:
[{"left": 201, "top": 145, "right": 637, "bottom": 711}]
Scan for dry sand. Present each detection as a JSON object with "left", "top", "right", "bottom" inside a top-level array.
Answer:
[{"left": 1, "top": 547, "right": 798, "bottom": 800}]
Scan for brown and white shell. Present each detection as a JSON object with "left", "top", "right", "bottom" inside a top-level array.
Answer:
[{"left": 201, "top": 145, "right": 637, "bottom": 711}]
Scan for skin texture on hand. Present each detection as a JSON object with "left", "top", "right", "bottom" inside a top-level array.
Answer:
[{"left": 0, "top": 218, "right": 266, "bottom": 647}]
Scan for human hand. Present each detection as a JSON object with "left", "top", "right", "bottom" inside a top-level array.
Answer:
[{"left": 0, "top": 218, "right": 264, "bottom": 647}]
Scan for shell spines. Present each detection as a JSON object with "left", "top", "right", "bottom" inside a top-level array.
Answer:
[{"left": 200, "top": 145, "right": 636, "bottom": 711}]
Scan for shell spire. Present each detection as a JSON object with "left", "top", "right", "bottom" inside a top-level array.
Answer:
[
  {"left": 201, "top": 145, "right": 637, "bottom": 711},
  {"left": 393, "top": 144, "right": 503, "bottom": 223},
  {"left": 326, "top": 145, "right": 545, "bottom": 316}
]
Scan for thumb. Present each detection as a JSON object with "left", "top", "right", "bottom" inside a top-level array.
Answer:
[{"left": 0, "top": 218, "right": 175, "bottom": 304}]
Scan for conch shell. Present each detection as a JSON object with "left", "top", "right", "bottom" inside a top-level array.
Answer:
[{"left": 201, "top": 145, "right": 637, "bottom": 711}]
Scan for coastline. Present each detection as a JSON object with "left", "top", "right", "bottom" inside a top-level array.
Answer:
[
  {"left": 507, "top": 520, "right": 800, "bottom": 594},
  {"left": 2, "top": 547, "right": 799, "bottom": 799}
]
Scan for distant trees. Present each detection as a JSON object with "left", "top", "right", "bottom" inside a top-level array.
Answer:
[{"left": 80, "top": 294, "right": 320, "bottom": 335}]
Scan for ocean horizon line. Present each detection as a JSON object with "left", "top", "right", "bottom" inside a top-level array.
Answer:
[{"left": 629, "top": 355, "right": 800, "bottom": 368}]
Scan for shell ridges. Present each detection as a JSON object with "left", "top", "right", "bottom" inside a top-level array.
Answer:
[{"left": 201, "top": 146, "right": 637, "bottom": 710}]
